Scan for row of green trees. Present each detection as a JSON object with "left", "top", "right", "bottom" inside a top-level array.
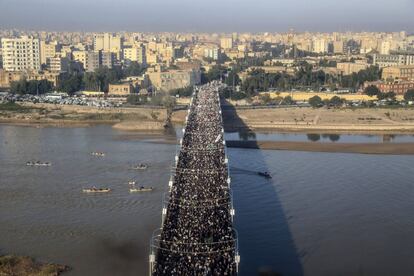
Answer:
[
  {"left": 308, "top": 95, "right": 346, "bottom": 108},
  {"left": 10, "top": 62, "right": 146, "bottom": 95},
  {"left": 239, "top": 65, "right": 382, "bottom": 97},
  {"left": 10, "top": 79, "right": 54, "bottom": 95}
]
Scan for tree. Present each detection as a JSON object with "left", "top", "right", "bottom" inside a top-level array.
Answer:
[
  {"left": 377, "top": 91, "right": 396, "bottom": 101},
  {"left": 201, "top": 65, "right": 225, "bottom": 84},
  {"left": 308, "top": 95, "right": 323, "bottom": 108},
  {"left": 224, "top": 70, "right": 241, "bottom": 87},
  {"left": 124, "top": 61, "right": 145, "bottom": 77},
  {"left": 10, "top": 79, "right": 52, "bottom": 95},
  {"left": 259, "top": 93, "right": 272, "bottom": 105},
  {"left": 329, "top": 96, "right": 344, "bottom": 107},
  {"left": 404, "top": 89, "right": 414, "bottom": 101},
  {"left": 126, "top": 94, "right": 148, "bottom": 105},
  {"left": 364, "top": 85, "right": 380, "bottom": 97},
  {"left": 282, "top": 96, "right": 295, "bottom": 105},
  {"left": 170, "top": 86, "right": 193, "bottom": 97},
  {"left": 10, "top": 79, "right": 27, "bottom": 94},
  {"left": 58, "top": 75, "right": 82, "bottom": 95}
]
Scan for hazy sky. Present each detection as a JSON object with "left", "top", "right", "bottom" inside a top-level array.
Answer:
[{"left": 0, "top": 0, "right": 413, "bottom": 32}]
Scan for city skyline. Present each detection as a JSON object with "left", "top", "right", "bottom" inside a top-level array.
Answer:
[{"left": 0, "top": 0, "right": 413, "bottom": 32}]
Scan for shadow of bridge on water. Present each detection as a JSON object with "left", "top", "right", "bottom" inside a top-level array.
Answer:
[{"left": 222, "top": 99, "right": 304, "bottom": 276}]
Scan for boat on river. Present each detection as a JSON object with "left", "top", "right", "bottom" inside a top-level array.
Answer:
[
  {"left": 129, "top": 186, "right": 153, "bottom": 193},
  {"left": 82, "top": 187, "right": 111, "bottom": 193},
  {"left": 258, "top": 171, "right": 272, "bottom": 179},
  {"left": 132, "top": 163, "right": 148, "bottom": 170},
  {"left": 26, "top": 161, "right": 52, "bottom": 167},
  {"left": 90, "top": 152, "right": 106, "bottom": 157}
]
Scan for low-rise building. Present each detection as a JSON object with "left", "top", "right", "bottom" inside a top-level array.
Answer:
[
  {"left": 382, "top": 65, "right": 414, "bottom": 80},
  {"left": 365, "top": 80, "right": 414, "bottom": 95},
  {"left": 108, "top": 83, "right": 135, "bottom": 96},
  {"left": 147, "top": 66, "right": 201, "bottom": 92},
  {"left": 0, "top": 69, "right": 23, "bottom": 88},
  {"left": 25, "top": 71, "right": 66, "bottom": 87},
  {"left": 373, "top": 52, "right": 414, "bottom": 68},
  {"left": 336, "top": 62, "right": 369, "bottom": 75}
]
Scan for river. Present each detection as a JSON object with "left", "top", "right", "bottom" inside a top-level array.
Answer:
[{"left": 1, "top": 125, "right": 414, "bottom": 276}]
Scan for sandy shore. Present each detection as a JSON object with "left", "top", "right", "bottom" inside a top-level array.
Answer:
[
  {"left": 0, "top": 103, "right": 170, "bottom": 131},
  {"left": 4, "top": 103, "right": 414, "bottom": 134},
  {"left": 223, "top": 106, "right": 414, "bottom": 133},
  {"left": 226, "top": 140, "right": 414, "bottom": 155}
]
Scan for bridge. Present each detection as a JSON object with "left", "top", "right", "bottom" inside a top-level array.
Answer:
[{"left": 149, "top": 81, "right": 240, "bottom": 275}]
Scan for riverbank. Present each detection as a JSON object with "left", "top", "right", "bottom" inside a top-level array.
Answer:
[
  {"left": 0, "top": 255, "right": 69, "bottom": 275},
  {"left": 0, "top": 102, "right": 170, "bottom": 131},
  {"left": 4, "top": 103, "right": 414, "bottom": 134},
  {"left": 223, "top": 106, "right": 414, "bottom": 133},
  {"left": 227, "top": 140, "right": 414, "bottom": 155}
]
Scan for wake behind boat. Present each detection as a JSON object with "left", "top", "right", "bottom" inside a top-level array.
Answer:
[
  {"left": 129, "top": 186, "right": 153, "bottom": 193},
  {"left": 82, "top": 187, "right": 111, "bottom": 193},
  {"left": 26, "top": 161, "right": 52, "bottom": 167}
]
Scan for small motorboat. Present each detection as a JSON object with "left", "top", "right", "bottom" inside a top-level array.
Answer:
[
  {"left": 258, "top": 171, "right": 272, "bottom": 179},
  {"left": 26, "top": 161, "right": 52, "bottom": 167},
  {"left": 90, "top": 152, "right": 105, "bottom": 157},
  {"left": 128, "top": 180, "right": 136, "bottom": 185},
  {"left": 132, "top": 163, "right": 148, "bottom": 170},
  {"left": 129, "top": 186, "right": 153, "bottom": 193},
  {"left": 82, "top": 187, "right": 111, "bottom": 193}
]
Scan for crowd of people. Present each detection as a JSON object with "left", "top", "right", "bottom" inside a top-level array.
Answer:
[{"left": 152, "top": 81, "right": 238, "bottom": 275}]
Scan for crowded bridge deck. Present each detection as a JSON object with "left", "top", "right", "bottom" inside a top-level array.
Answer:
[{"left": 150, "top": 81, "right": 239, "bottom": 275}]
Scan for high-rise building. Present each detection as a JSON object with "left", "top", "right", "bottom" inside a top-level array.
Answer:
[
  {"left": 204, "top": 47, "right": 221, "bottom": 60},
  {"left": 73, "top": 50, "right": 100, "bottom": 72},
  {"left": 40, "top": 40, "right": 60, "bottom": 65},
  {"left": 333, "top": 40, "right": 345, "bottom": 54},
  {"left": 1, "top": 36, "right": 41, "bottom": 71},
  {"left": 123, "top": 46, "right": 146, "bottom": 64},
  {"left": 47, "top": 57, "right": 69, "bottom": 72},
  {"left": 380, "top": 41, "right": 392, "bottom": 55},
  {"left": 93, "top": 33, "right": 122, "bottom": 53},
  {"left": 312, "top": 38, "right": 328, "bottom": 53},
  {"left": 100, "top": 51, "right": 114, "bottom": 69},
  {"left": 220, "top": 37, "right": 233, "bottom": 50}
]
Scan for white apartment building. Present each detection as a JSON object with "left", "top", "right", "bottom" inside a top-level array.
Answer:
[
  {"left": 73, "top": 50, "right": 100, "bottom": 72},
  {"left": 1, "top": 36, "right": 41, "bottom": 71},
  {"left": 93, "top": 33, "right": 122, "bottom": 53},
  {"left": 40, "top": 40, "right": 59, "bottom": 65},
  {"left": 123, "top": 46, "right": 146, "bottom": 64},
  {"left": 220, "top": 37, "right": 233, "bottom": 50},
  {"left": 47, "top": 57, "right": 69, "bottom": 72},
  {"left": 204, "top": 47, "right": 220, "bottom": 60},
  {"left": 312, "top": 38, "right": 329, "bottom": 53}
]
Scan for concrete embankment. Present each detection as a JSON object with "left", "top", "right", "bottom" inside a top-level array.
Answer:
[{"left": 226, "top": 140, "right": 414, "bottom": 155}]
